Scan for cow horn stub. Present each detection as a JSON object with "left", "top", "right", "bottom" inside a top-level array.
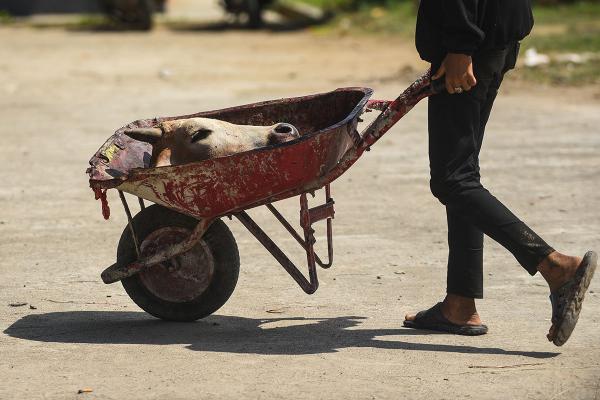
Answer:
[{"left": 123, "top": 127, "right": 163, "bottom": 144}]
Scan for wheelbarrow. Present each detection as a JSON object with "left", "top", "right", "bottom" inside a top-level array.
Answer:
[{"left": 87, "top": 69, "right": 444, "bottom": 321}]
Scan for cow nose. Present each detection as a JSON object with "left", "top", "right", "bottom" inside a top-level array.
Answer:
[{"left": 273, "top": 123, "right": 299, "bottom": 137}]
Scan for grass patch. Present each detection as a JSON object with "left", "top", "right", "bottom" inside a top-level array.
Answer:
[
  {"left": 517, "top": 59, "right": 600, "bottom": 85},
  {"left": 25, "top": 14, "right": 112, "bottom": 30},
  {"left": 524, "top": 2, "right": 600, "bottom": 53},
  {"left": 305, "top": 1, "right": 417, "bottom": 36},
  {"left": 519, "top": 2, "right": 600, "bottom": 85},
  {"left": 0, "top": 10, "right": 14, "bottom": 24},
  {"left": 301, "top": 0, "right": 600, "bottom": 85}
]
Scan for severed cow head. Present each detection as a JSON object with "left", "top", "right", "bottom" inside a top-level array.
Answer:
[{"left": 124, "top": 117, "right": 300, "bottom": 168}]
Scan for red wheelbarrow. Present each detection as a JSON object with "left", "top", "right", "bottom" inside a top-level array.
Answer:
[{"left": 87, "top": 70, "right": 444, "bottom": 321}]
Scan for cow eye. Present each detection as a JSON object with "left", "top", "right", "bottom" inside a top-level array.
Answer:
[{"left": 190, "top": 128, "right": 212, "bottom": 143}]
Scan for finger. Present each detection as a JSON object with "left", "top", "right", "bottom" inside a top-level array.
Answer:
[
  {"left": 467, "top": 64, "right": 477, "bottom": 86},
  {"left": 446, "top": 79, "right": 455, "bottom": 94},
  {"left": 405, "top": 313, "right": 416, "bottom": 321},
  {"left": 448, "top": 77, "right": 463, "bottom": 94},
  {"left": 467, "top": 74, "right": 477, "bottom": 87},
  {"left": 452, "top": 73, "right": 469, "bottom": 90},
  {"left": 432, "top": 64, "right": 446, "bottom": 80},
  {"left": 461, "top": 78, "right": 473, "bottom": 91}
]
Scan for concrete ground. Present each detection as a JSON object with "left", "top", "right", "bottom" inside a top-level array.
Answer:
[{"left": 1, "top": 2, "right": 599, "bottom": 399}]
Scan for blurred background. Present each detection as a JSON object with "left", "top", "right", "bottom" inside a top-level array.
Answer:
[{"left": 1, "top": 0, "right": 599, "bottom": 86}]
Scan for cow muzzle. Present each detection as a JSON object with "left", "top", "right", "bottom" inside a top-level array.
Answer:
[{"left": 269, "top": 123, "right": 300, "bottom": 144}]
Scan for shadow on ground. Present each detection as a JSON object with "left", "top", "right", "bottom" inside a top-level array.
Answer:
[{"left": 4, "top": 311, "right": 559, "bottom": 358}]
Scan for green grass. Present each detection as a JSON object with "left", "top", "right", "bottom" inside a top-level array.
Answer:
[
  {"left": 531, "top": 2, "right": 600, "bottom": 24},
  {"left": 0, "top": 10, "right": 14, "bottom": 24},
  {"left": 298, "top": 0, "right": 600, "bottom": 85},
  {"left": 302, "top": 0, "right": 417, "bottom": 35},
  {"left": 517, "top": 59, "right": 600, "bottom": 85},
  {"left": 524, "top": 2, "right": 600, "bottom": 53},
  {"left": 521, "top": 3, "right": 600, "bottom": 85},
  {"left": 527, "top": 31, "right": 600, "bottom": 53}
]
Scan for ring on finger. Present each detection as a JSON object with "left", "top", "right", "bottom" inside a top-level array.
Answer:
[{"left": 454, "top": 87, "right": 463, "bottom": 94}]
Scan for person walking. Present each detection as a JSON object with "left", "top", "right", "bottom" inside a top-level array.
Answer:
[{"left": 402, "top": 0, "right": 596, "bottom": 346}]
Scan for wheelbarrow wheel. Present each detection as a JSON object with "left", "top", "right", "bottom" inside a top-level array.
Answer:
[{"left": 118, "top": 204, "right": 239, "bottom": 321}]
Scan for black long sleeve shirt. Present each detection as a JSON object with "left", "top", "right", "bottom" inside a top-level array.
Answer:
[{"left": 415, "top": 0, "right": 534, "bottom": 63}]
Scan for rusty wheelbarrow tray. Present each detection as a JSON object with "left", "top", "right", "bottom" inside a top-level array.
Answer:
[{"left": 87, "top": 70, "right": 443, "bottom": 320}]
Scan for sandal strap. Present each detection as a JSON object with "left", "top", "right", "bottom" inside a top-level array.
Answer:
[
  {"left": 413, "top": 302, "right": 448, "bottom": 325},
  {"left": 549, "top": 281, "right": 573, "bottom": 324}
]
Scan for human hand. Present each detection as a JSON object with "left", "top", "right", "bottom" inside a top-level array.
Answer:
[{"left": 433, "top": 53, "right": 477, "bottom": 94}]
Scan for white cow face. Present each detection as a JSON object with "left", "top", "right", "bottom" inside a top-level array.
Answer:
[{"left": 124, "top": 117, "right": 300, "bottom": 167}]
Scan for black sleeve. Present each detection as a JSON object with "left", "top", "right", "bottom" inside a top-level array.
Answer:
[{"left": 441, "top": 0, "right": 485, "bottom": 55}]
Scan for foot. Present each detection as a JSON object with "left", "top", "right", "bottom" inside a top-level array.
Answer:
[
  {"left": 538, "top": 251, "right": 590, "bottom": 343},
  {"left": 538, "top": 251, "right": 583, "bottom": 292},
  {"left": 405, "top": 294, "right": 483, "bottom": 327}
]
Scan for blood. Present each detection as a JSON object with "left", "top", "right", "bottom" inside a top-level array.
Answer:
[{"left": 93, "top": 187, "right": 110, "bottom": 220}]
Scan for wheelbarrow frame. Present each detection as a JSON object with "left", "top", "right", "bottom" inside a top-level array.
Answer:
[{"left": 93, "top": 69, "right": 444, "bottom": 294}]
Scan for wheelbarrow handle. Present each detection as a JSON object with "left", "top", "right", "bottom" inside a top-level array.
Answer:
[
  {"left": 366, "top": 77, "right": 446, "bottom": 110},
  {"left": 358, "top": 70, "right": 445, "bottom": 150}
]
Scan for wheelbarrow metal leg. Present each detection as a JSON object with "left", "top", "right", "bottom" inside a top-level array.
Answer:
[
  {"left": 235, "top": 210, "right": 319, "bottom": 294},
  {"left": 300, "top": 184, "right": 334, "bottom": 268},
  {"left": 266, "top": 185, "right": 334, "bottom": 268},
  {"left": 118, "top": 190, "right": 140, "bottom": 257}
]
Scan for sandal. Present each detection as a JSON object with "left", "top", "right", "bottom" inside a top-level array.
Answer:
[
  {"left": 403, "top": 302, "right": 488, "bottom": 336},
  {"left": 548, "top": 251, "right": 597, "bottom": 346}
]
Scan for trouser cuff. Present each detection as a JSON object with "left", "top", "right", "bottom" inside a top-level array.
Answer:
[{"left": 446, "top": 288, "right": 483, "bottom": 300}]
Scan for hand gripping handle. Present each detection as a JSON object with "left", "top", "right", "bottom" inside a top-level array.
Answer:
[{"left": 359, "top": 70, "right": 445, "bottom": 150}]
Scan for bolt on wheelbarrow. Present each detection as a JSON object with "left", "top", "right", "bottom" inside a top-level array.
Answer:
[{"left": 86, "top": 69, "right": 445, "bottom": 321}]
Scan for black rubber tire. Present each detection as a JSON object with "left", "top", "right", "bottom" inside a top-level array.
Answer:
[{"left": 118, "top": 204, "right": 240, "bottom": 321}]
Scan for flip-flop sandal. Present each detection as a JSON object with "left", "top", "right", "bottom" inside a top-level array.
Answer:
[
  {"left": 548, "top": 251, "right": 597, "bottom": 346},
  {"left": 403, "top": 302, "right": 488, "bottom": 336}
]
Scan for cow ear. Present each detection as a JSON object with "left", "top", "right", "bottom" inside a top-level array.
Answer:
[{"left": 123, "top": 127, "right": 163, "bottom": 144}]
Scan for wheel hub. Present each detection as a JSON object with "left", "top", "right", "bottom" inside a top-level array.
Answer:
[{"left": 138, "top": 227, "right": 215, "bottom": 303}]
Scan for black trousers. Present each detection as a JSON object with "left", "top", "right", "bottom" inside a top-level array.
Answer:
[{"left": 428, "top": 43, "right": 554, "bottom": 299}]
